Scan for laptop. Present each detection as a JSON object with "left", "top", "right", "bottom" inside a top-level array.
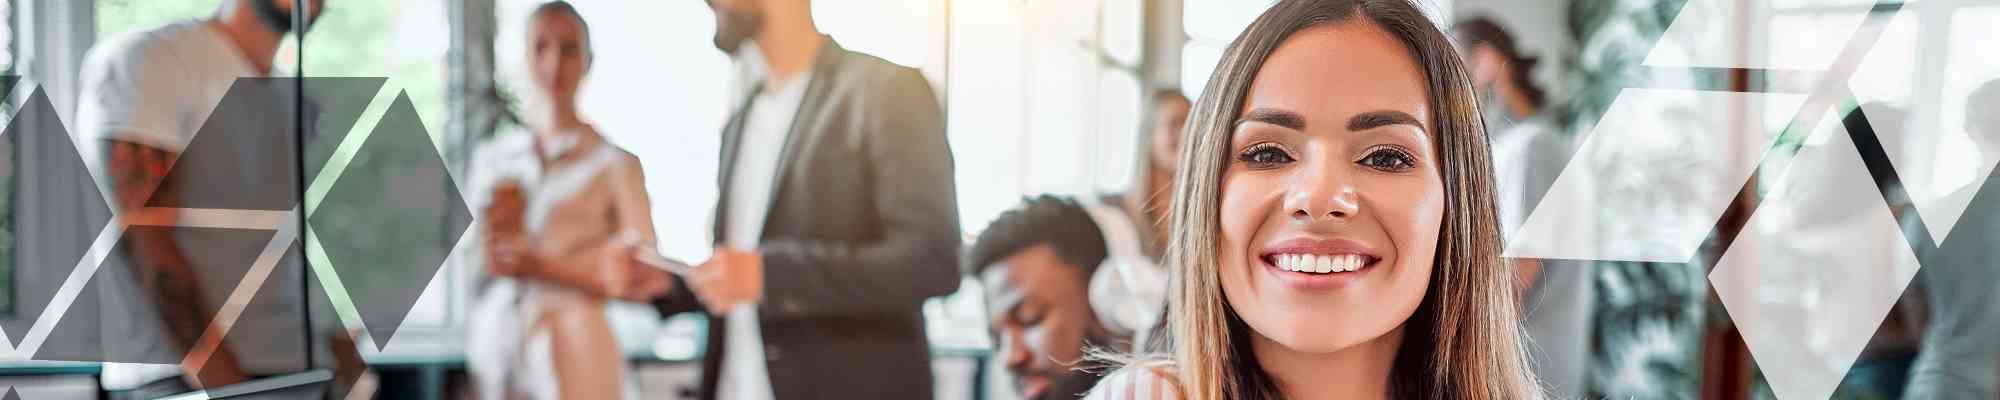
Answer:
[{"left": 158, "top": 370, "right": 333, "bottom": 400}]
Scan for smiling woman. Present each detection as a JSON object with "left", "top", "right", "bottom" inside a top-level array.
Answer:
[{"left": 1090, "top": 0, "right": 1538, "bottom": 399}]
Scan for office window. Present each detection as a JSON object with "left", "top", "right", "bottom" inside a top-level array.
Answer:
[
  {"left": 1769, "top": 0, "right": 2000, "bottom": 200},
  {"left": 953, "top": 0, "right": 1147, "bottom": 237},
  {"left": 1181, "top": 0, "right": 1272, "bottom": 102},
  {"left": 1938, "top": 5, "right": 2000, "bottom": 197},
  {"left": 942, "top": 0, "right": 1150, "bottom": 353}
]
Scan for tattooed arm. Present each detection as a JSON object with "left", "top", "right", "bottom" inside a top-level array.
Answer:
[{"left": 103, "top": 139, "right": 249, "bottom": 389}]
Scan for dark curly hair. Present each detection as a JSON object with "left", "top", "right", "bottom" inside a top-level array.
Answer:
[{"left": 963, "top": 195, "right": 1110, "bottom": 279}]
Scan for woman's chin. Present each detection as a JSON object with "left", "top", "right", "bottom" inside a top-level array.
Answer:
[
  {"left": 1252, "top": 318, "right": 1378, "bottom": 355},
  {"left": 1248, "top": 301, "right": 1412, "bottom": 352}
]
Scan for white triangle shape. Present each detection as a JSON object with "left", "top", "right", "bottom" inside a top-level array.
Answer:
[{"left": 1644, "top": 0, "right": 1874, "bottom": 70}]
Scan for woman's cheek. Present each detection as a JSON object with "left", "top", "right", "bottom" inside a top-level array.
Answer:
[
  {"left": 1217, "top": 170, "right": 1282, "bottom": 293},
  {"left": 1375, "top": 171, "right": 1446, "bottom": 274}
]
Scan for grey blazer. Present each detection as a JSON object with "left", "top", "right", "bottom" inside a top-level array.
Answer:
[{"left": 655, "top": 38, "right": 962, "bottom": 400}]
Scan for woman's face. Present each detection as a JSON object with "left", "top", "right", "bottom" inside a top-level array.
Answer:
[
  {"left": 1216, "top": 22, "right": 1443, "bottom": 355},
  {"left": 528, "top": 12, "right": 590, "bottom": 107}
]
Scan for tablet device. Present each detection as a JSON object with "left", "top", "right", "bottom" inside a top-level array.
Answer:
[{"left": 636, "top": 247, "right": 697, "bottom": 276}]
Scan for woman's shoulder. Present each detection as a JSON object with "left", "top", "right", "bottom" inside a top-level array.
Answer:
[
  {"left": 1086, "top": 360, "right": 1183, "bottom": 400},
  {"left": 572, "top": 126, "right": 641, "bottom": 166}
]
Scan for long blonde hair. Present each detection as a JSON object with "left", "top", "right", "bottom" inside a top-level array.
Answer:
[{"left": 1144, "top": 0, "right": 1538, "bottom": 398}]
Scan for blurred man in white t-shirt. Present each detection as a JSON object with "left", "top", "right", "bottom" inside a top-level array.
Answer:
[{"left": 73, "top": 0, "right": 325, "bottom": 398}]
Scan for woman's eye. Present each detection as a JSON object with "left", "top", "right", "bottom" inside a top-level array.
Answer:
[
  {"left": 1237, "top": 144, "right": 1294, "bottom": 168},
  {"left": 1359, "top": 147, "right": 1417, "bottom": 172}
]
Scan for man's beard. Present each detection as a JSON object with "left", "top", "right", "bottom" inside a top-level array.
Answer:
[
  {"left": 710, "top": 6, "right": 763, "bottom": 54},
  {"left": 251, "top": 0, "right": 316, "bottom": 34}
]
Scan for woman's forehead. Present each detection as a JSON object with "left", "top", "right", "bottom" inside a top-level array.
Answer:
[
  {"left": 530, "top": 10, "right": 586, "bottom": 37},
  {"left": 1239, "top": 22, "right": 1433, "bottom": 134}
]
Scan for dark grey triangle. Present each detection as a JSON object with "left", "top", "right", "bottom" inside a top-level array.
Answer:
[
  {"left": 72, "top": 226, "right": 282, "bottom": 364},
  {"left": 301, "top": 77, "right": 387, "bottom": 187},
  {"left": 207, "top": 238, "right": 311, "bottom": 375},
  {"left": 148, "top": 78, "right": 301, "bottom": 210},
  {"left": 27, "top": 262, "right": 106, "bottom": 363},
  {"left": 1, "top": 88, "right": 112, "bottom": 339}
]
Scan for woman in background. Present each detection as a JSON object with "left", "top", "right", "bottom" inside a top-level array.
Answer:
[
  {"left": 1089, "top": 0, "right": 1541, "bottom": 398},
  {"left": 1453, "top": 16, "right": 1590, "bottom": 398},
  {"left": 466, "top": 2, "right": 669, "bottom": 399}
]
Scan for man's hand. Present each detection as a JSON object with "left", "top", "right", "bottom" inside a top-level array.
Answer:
[
  {"left": 593, "top": 233, "right": 674, "bottom": 302},
  {"left": 484, "top": 235, "right": 537, "bottom": 277},
  {"left": 184, "top": 348, "right": 251, "bottom": 389},
  {"left": 482, "top": 181, "right": 533, "bottom": 276},
  {"left": 691, "top": 247, "right": 764, "bottom": 314}
]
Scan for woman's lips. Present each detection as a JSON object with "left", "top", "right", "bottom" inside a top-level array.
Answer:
[
  {"left": 1268, "top": 253, "right": 1372, "bottom": 273},
  {"left": 1257, "top": 238, "right": 1383, "bottom": 289}
]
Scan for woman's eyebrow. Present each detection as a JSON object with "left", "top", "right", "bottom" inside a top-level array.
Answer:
[
  {"left": 1348, "top": 110, "right": 1423, "bottom": 132},
  {"left": 1238, "top": 108, "right": 1307, "bottom": 130}
]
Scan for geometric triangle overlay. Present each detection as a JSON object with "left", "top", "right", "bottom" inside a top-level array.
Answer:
[
  {"left": 0, "top": 87, "right": 112, "bottom": 344},
  {"left": 1644, "top": 0, "right": 1874, "bottom": 70},
  {"left": 0, "top": 76, "right": 465, "bottom": 372},
  {"left": 148, "top": 79, "right": 306, "bottom": 211},
  {"left": 301, "top": 78, "right": 388, "bottom": 187},
  {"left": 308, "top": 92, "right": 470, "bottom": 349},
  {"left": 1710, "top": 114, "right": 1922, "bottom": 400},
  {"left": 206, "top": 238, "right": 313, "bottom": 375},
  {"left": 40, "top": 226, "right": 282, "bottom": 364},
  {"left": 1844, "top": 7, "right": 1998, "bottom": 243},
  {"left": 1506, "top": 89, "right": 1804, "bottom": 263}
]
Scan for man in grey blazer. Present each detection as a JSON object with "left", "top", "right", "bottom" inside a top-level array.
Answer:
[{"left": 651, "top": 0, "right": 961, "bottom": 399}]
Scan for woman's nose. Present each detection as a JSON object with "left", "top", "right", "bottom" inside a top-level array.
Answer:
[{"left": 1289, "top": 165, "right": 1360, "bottom": 222}]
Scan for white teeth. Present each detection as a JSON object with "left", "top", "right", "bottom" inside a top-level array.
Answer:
[{"left": 1273, "top": 253, "right": 1368, "bottom": 273}]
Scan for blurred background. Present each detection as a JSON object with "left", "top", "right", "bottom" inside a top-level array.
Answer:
[{"left": 0, "top": 0, "right": 1993, "bottom": 399}]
